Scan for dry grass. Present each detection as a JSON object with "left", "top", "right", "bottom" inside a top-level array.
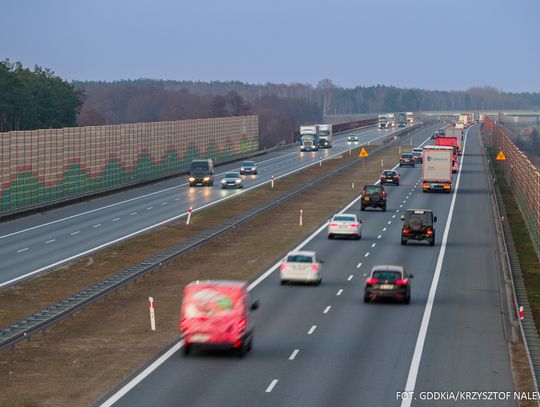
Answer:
[{"left": 0, "top": 142, "right": 411, "bottom": 407}]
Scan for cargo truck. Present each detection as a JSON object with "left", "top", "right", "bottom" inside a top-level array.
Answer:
[
  {"left": 378, "top": 115, "right": 389, "bottom": 129},
  {"left": 388, "top": 113, "right": 396, "bottom": 127},
  {"left": 398, "top": 112, "right": 407, "bottom": 128},
  {"left": 444, "top": 126, "right": 463, "bottom": 155},
  {"left": 422, "top": 146, "right": 453, "bottom": 193},
  {"left": 317, "top": 124, "right": 333, "bottom": 148},
  {"left": 406, "top": 112, "right": 414, "bottom": 124},
  {"left": 300, "top": 125, "right": 319, "bottom": 152}
]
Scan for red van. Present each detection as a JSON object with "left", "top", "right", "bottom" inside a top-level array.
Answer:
[{"left": 179, "top": 281, "right": 258, "bottom": 357}]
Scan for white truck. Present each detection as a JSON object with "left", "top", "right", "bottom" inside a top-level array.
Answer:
[
  {"left": 406, "top": 112, "right": 414, "bottom": 124},
  {"left": 378, "top": 115, "right": 389, "bottom": 129},
  {"left": 387, "top": 113, "right": 396, "bottom": 127},
  {"left": 317, "top": 124, "right": 333, "bottom": 148},
  {"left": 300, "top": 125, "right": 319, "bottom": 152},
  {"left": 422, "top": 146, "right": 453, "bottom": 193}
]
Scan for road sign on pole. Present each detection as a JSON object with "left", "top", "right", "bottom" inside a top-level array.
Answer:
[
  {"left": 496, "top": 150, "right": 507, "bottom": 161},
  {"left": 358, "top": 147, "right": 369, "bottom": 158}
]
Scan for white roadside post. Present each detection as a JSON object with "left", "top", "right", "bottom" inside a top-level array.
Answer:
[
  {"left": 149, "top": 297, "right": 156, "bottom": 331},
  {"left": 271, "top": 176, "right": 275, "bottom": 188},
  {"left": 381, "top": 159, "right": 384, "bottom": 168},
  {"left": 352, "top": 182, "right": 355, "bottom": 189},
  {"left": 319, "top": 157, "right": 322, "bottom": 166},
  {"left": 186, "top": 207, "right": 193, "bottom": 225},
  {"left": 299, "top": 209, "right": 303, "bottom": 226}
]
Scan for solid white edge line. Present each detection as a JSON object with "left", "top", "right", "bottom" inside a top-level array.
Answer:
[
  {"left": 98, "top": 125, "right": 437, "bottom": 407},
  {"left": 399, "top": 126, "right": 470, "bottom": 407},
  {"left": 0, "top": 129, "right": 393, "bottom": 288},
  {"left": 0, "top": 127, "right": 380, "bottom": 241}
]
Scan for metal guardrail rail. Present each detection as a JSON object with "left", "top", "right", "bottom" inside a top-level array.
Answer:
[
  {"left": 484, "top": 138, "right": 540, "bottom": 397},
  {"left": 0, "top": 123, "right": 426, "bottom": 351}
]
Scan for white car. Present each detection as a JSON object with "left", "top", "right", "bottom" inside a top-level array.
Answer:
[
  {"left": 328, "top": 213, "right": 362, "bottom": 239},
  {"left": 221, "top": 172, "right": 243, "bottom": 189},
  {"left": 280, "top": 251, "right": 322, "bottom": 285}
]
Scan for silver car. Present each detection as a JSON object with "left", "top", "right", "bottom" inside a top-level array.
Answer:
[
  {"left": 221, "top": 172, "right": 243, "bottom": 189},
  {"left": 280, "top": 251, "right": 322, "bottom": 285},
  {"left": 240, "top": 161, "right": 258, "bottom": 175},
  {"left": 347, "top": 135, "right": 359, "bottom": 144},
  {"left": 327, "top": 213, "right": 362, "bottom": 239}
]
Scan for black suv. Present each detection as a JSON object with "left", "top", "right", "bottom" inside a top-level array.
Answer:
[
  {"left": 399, "top": 153, "right": 415, "bottom": 167},
  {"left": 401, "top": 209, "right": 437, "bottom": 246},
  {"left": 361, "top": 184, "right": 387, "bottom": 211}
]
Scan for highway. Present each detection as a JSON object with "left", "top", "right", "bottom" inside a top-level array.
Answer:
[
  {"left": 0, "top": 125, "right": 403, "bottom": 288},
  {"left": 100, "top": 124, "right": 516, "bottom": 406}
]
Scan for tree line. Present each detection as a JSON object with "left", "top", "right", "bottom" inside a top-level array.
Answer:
[{"left": 0, "top": 59, "right": 83, "bottom": 132}]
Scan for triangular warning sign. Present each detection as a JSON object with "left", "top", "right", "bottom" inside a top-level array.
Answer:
[
  {"left": 496, "top": 150, "right": 506, "bottom": 161},
  {"left": 358, "top": 147, "right": 369, "bottom": 158}
]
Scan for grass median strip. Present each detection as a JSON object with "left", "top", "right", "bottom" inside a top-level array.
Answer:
[{"left": 0, "top": 137, "right": 417, "bottom": 407}]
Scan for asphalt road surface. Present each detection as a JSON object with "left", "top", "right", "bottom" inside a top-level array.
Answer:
[
  {"left": 0, "top": 125, "right": 405, "bottom": 288},
  {"left": 100, "top": 124, "right": 516, "bottom": 407}
]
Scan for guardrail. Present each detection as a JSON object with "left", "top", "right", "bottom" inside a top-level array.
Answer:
[
  {"left": 482, "top": 134, "right": 540, "bottom": 397},
  {"left": 0, "top": 123, "right": 425, "bottom": 351}
]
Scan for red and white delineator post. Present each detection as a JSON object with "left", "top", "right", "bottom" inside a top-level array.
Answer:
[
  {"left": 186, "top": 207, "right": 193, "bottom": 225},
  {"left": 149, "top": 297, "right": 156, "bottom": 331}
]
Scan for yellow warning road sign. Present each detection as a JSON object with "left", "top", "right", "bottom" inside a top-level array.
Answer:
[
  {"left": 359, "top": 147, "right": 369, "bottom": 158},
  {"left": 496, "top": 150, "right": 506, "bottom": 161}
]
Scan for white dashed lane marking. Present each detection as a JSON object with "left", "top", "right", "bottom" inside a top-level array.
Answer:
[
  {"left": 113, "top": 218, "right": 120, "bottom": 222},
  {"left": 371, "top": 243, "right": 376, "bottom": 248},
  {"left": 289, "top": 350, "right": 299, "bottom": 360},
  {"left": 93, "top": 224, "right": 101, "bottom": 228},
  {"left": 337, "top": 289, "right": 343, "bottom": 296},
  {"left": 146, "top": 207, "right": 153, "bottom": 210},
  {"left": 266, "top": 379, "right": 278, "bottom": 393},
  {"left": 45, "top": 239, "right": 56, "bottom": 244},
  {"left": 348, "top": 275, "right": 354, "bottom": 281},
  {"left": 377, "top": 234, "right": 382, "bottom": 239},
  {"left": 17, "top": 248, "right": 29, "bottom": 253},
  {"left": 356, "top": 262, "right": 362, "bottom": 268},
  {"left": 308, "top": 325, "right": 317, "bottom": 335},
  {"left": 383, "top": 227, "right": 387, "bottom": 232},
  {"left": 365, "top": 252, "right": 370, "bottom": 257},
  {"left": 130, "top": 212, "right": 137, "bottom": 216},
  {"left": 70, "top": 231, "right": 80, "bottom": 235},
  {"left": 323, "top": 306, "right": 331, "bottom": 314}
]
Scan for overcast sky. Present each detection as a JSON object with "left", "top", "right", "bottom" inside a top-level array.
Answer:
[{"left": 2, "top": 0, "right": 539, "bottom": 92}]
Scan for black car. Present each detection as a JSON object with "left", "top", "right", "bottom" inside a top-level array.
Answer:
[
  {"left": 380, "top": 170, "right": 399, "bottom": 185},
  {"left": 401, "top": 209, "right": 437, "bottom": 246},
  {"left": 364, "top": 265, "right": 413, "bottom": 304},
  {"left": 399, "top": 153, "right": 415, "bottom": 167},
  {"left": 361, "top": 184, "right": 387, "bottom": 211},
  {"left": 411, "top": 148, "right": 423, "bottom": 163},
  {"left": 189, "top": 159, "right": 214, "bottom": 187},
  {"left": 240, "top": 161, "right": 258, "bottom": 175}
]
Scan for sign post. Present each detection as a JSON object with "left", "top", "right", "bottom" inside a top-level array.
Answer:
[
  {"left": 271, "top": 176, "right": 275, "bottom": 188},
  {"left": 359, "top": 147, "right": 369, "bottom": 169},
  {"left": 186, "top": 207, "right": 193, "bottom": 225},
  {"left": 149, "top": 297, "right": 156, "bottom": 331}
]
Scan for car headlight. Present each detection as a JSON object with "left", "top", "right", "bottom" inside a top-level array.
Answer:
[
  {"left": 188, "top": 177, "right": 195, "bottom": 182},
  {"left": 235, "top": 179, "right": 241, "bottom": 183},
  {"left": 203, "top": 177, "right": 210, "bottom": 181},
  {"left": 221, "top": 179, "right": 227, "bottom": 183},
  {"left": 240, "top": 167, "right": 245, "bottom": 171}
]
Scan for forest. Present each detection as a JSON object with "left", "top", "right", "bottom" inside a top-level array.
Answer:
[{"left": 0, "top": 59, "right": 83, "bottom": 132}]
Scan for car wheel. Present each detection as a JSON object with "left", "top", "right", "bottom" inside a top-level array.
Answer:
[
  {"left": 328, "top": 234, "right": 333, "bottom": 239},
  {"left": 254, "top": 171, "right": 258, "bottom": 175},
  {"left": 382, "top": 205, "right": 387, "bottom": 212},
  {"left": 429, "top": 238, "right": 435, "bottom": 247},
  {"left": 360, "top": 206, "right": 365, "bottom": 211},
  {"left": 401, "top": 238, "right": 407, "bottom": 246},
  {"left": 315, "top": 279, "right": 322, "bottom": 286},
  {"left": 396, "top": 182, "right": 400, "bottom": 186},
  {"left": 363, "top": 292, "right": 370, "bottom": 303},
  {"left": 399, "top": 164, "right": 402, "bottom": 167},
  {"left": 404, "top": 293, "right": 411, "bottom": 304},
  {"left": 355, "top": 234, "right": 361, "bottom": 240},
  {"left": 280, "top": 280, "right": 286, "bottom": 285},
  {"left": 183, "top": 344, "right": 191, "bottom": 356},
  {"left": 238, "top": 342, "right": 248, "bottom": 358}
]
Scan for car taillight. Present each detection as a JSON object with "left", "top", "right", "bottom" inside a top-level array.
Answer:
[
  {"left": 403, "top": 229, "right": 409, "bottom": 234},
  {"left": 365, "top": 278, "right": 378, "bottom": 285},
  {"left": 382, "top": 191, "right": 387, "bottom": 197},
  {"left": 280, "top": 263, "right": 287, "bottom": 271},
  {"left": 329, "top": 223, "right": 339, "bottom": 227},
  {"left": 393, "top": 176, "right": 398, "bottom": 179},
  {"left": 238, "top": 318, "right": 247, "bottom": 331},
  {"left": 350, "top": 223, "right": 359, "bottom": 228},
  {"left": 311, "top": 264, "right": 319, "bottom": 272},
  {"left": 427, "top": 229, "right": 433, "bottom": 235},
  {"left": 396, "top": 279, "right": 408, "bottom": 286},
  {"left": 422, "top": 183, "right": 429, "bottom": 189},
  {"left": 361, "top": 190, "right": 365, "bottom": 196}
]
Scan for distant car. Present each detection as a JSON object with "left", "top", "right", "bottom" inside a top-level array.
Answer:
[
  {"left": 399, "top": 153, "right": 415, "bottom": 167},
  {"left": 221, "top": 172, "right": 243, "bottom": 189},
  {"left": 240, "top": 161, "right": 257, "bottom": 175},
  {"left": 361, "top": 184, "right": 387, "bottom": 211},
  {"left": 280, "top": 251, "right": 322, "bottom": 285},
  {"left": 347, "top": 135, "right": 359, "bottom": 144},
  {"left": 452, "top": 158, "right": 458, "bottom": 174},
  {"left": 180, "top": 280, "right": 259, "bottom": 357},
  {"left": 364, "top": 265, "right": 413, "bottom": 304},
  {"left": 328, "top": 213, "right": 362, "bottom": 239},
  {"left": 401, "top": 209, "right": 437, "bottom": 246},
  {"left": 411, "top": 148, "right": 423, "bottom": 163},
  {"left": 380, "top": 169, "right": 399, "bottom": 185}
]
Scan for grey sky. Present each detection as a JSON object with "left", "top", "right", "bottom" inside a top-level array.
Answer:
[{"left": 2, "top": 0, "right": 539, "bottom": 92}]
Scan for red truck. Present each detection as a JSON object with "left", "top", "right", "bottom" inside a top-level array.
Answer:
[{"left": 435, "top": 136, "right": 458, "bottom": 157}]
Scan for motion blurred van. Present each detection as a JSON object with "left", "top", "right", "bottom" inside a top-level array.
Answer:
[
  {"left": 189, "top": 159, "right": 214, "bottom": 187},
  {"left": 180, "top": 280, "right": 258, "bottom": 357}
]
